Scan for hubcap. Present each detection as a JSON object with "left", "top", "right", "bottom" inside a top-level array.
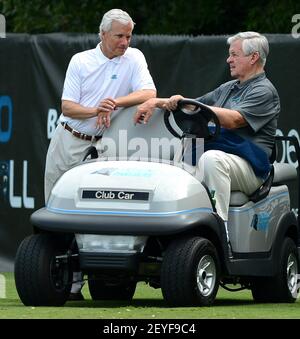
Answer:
[
  {"left": 50, "top": 255, "right": 70, "bottom": 291},
  {"left": 287, "top": 253, "right": 299, "bottom": 297},
  {"left": 196, "top": 255, "right": 216, "bottom": 296}
]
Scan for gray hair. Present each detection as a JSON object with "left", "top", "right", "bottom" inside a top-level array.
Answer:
[
  {"left": 227, "top": 32, "right": 269, "bottom": 66},
  {"left": 99, "top": 9, "right": 135, "bottom": 36}
]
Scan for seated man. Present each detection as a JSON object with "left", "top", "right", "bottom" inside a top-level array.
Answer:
[{"left": 134, "top": 32, "right": 280, "bottom": 233}]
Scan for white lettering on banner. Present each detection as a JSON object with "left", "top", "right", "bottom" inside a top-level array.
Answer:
[
  {"left": 292, "top": 14, "right": 300, "bottom": 39},
  {"left": 9, "top": 160, "right": 21, "bottom": 208},
  {"left": 276, "top": 129, "right": 299, "bottom": 168},
  {"left": 8, "top": 160, "right": 35, "bottom": 209},
  {"left": 0, "top": 14, "right": 5, "bottom": 39},
  {"left": 23, "top": 161, "right": 34, "bottom": 209},
  {"left": 0, "top": 274, "right": 5, "bottom": 298},
  {"left": 47, "top": 108, "right": 58, "bottom": 139}
]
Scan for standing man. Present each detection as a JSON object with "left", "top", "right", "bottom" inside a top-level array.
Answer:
[
  {"left": 45, "top": 8, "right": 156, "bottom": 202},
  {"left": 134, "top": 32, "right": 280, "bottom": 247},
  {"left": 45, "top": 9, "right": 156, "bottom": 300}
]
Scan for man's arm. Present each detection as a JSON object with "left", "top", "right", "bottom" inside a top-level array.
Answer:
[
  {"left": 134, "top": 97, "right": 169, "bottom": 124},
  {"left": 62, "top": 89, "right": 156, "bottom": 128},
  {"left": 134, "top": 94, "right": 247, "bottom": 130},
  {"left": 162, "top": 95, "right": 247, "bottom": 129},
  {"left": 115, "top": 89, "right": 156, "bottom": 107},
  {"left": 96, "top": 89, "right": 157, "bottom": 127},
  {"left": 208, "top": 106, "right": 247, "bottom": 129},
  {"left": 61, "top": 100, "right": 98, "bottom": 119},
  {"left": 62, "top": 98, "right": 117, "bottom": 121}
]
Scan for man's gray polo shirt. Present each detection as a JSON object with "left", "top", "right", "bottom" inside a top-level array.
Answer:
[{"left": 196, "top": 72, "right": 280, "bottom": 157}]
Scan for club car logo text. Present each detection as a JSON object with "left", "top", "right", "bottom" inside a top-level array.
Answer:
[{"left": 82, "top": 190, "right": 149, "bottom": 201}]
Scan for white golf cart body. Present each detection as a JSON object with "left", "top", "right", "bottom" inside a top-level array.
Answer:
[{"left": 15, "top": 105, "right": 300, "bottom": 306}]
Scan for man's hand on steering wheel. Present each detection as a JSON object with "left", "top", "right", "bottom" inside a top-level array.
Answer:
[
  {"left": 163, "top": 95, "right": 184, "bottom": 111},
  {"left": 164, "top": 99, "right": 221, "bottom": 141}
]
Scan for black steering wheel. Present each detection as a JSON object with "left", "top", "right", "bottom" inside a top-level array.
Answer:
[{"left": 164, "top": 99, "right": 220, "bottom": 141}]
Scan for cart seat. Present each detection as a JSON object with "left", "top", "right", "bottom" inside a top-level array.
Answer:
[{"left": 230, "top": 162, "right": 297, "bottom": 206}]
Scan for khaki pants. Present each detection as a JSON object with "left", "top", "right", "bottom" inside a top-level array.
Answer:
[
  {"left": 44, "top": 123, "right": 101, "bottom": 203},
  {"left": 198, "top": 150, "right": 264, "bottom": 221}
]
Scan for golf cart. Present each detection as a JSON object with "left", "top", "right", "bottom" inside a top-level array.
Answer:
[{"left": 14, "top": 100, "right": 300, "bottom": 306}]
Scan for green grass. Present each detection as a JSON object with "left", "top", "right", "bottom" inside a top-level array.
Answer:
[{"left": 1, "top": 272, "right": 300, "bottom": 319}]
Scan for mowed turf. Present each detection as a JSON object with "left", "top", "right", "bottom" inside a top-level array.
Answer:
[{"left": 1, "top": 272, "right": 300, "bottom": 319}]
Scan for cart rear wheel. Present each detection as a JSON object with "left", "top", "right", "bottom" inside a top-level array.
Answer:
[{"left": 251, "top": 237, "right": 299, "bottom": 303}]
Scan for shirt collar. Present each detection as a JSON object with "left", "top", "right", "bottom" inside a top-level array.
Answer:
[
  {"left": 234, "top": 72, "right": 266, "bottom": 89},
  {"left": 95, "top": 43, "right": 122, "bottom": 65}
]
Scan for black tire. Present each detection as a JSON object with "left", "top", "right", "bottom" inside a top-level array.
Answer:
[
  {"left": 161, "top": 236, "right": 220, "bottom": 306},
  {"left": 251, "top": 237, "right": 299, "bottom": 303},
  {"left": 14, "top": 234, "right": 72, "bottom": 306},
  {"left": 88, "top": 275, "right": 136, "bottom": 301}
]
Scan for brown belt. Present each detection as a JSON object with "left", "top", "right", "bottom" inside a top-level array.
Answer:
[{"left": 61, "top": 122, "right": 102, "bottom": 142}]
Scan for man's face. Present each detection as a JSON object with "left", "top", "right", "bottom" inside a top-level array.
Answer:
[
  {"left": 101, "top": 20, "right": 133, "bottom": 59},
  {"left": 226, "top": 39, "right": 254, "bottom": 81}
]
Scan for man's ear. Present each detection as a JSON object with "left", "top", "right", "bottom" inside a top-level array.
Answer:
[
  {"left": 251, "top": 51, "right": 260, "bottom": 65},
  {"left": 99, "top": 30, "right": 105, "bottom": 41}
]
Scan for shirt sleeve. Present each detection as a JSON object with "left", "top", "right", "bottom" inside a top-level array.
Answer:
[
  {"left": 130, "top": 49, "right": 156, "bottom": 91},
  {"left": 232, "top": 84, "right": 280, "bottom": 132},
  {"left": 61, "top": 54, "right": 81, "bottom": 103},
  {"left": 195, "top": 84, "right": 225, "bottom": 105}
]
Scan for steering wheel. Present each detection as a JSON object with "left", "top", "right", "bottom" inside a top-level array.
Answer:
[{"left": 164, "top": 99, "right": 220, "bottom": 141}]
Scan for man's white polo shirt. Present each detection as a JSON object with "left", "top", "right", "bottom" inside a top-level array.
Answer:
[{"left": 60, "top": 43, "right": 156, "bottom": 135}]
